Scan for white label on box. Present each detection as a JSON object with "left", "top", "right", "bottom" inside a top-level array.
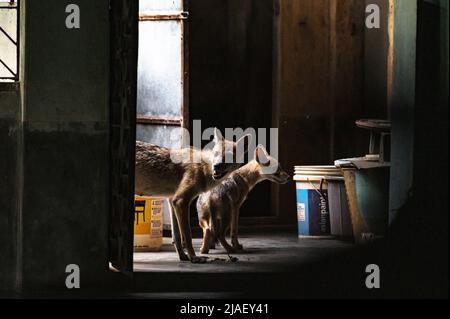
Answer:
[{"left": 297, "top": 203, "right": 306, "bottom": 222}]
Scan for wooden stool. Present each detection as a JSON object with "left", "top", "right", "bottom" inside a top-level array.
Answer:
[{"left": 356, "top": 119, "right": 391, "bottom": 163}]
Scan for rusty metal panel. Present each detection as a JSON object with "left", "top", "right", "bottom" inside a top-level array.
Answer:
[
  {"left": 182, "top": 0, "right": 189, "bottom": 130},
  {"left": 136, "top": 115, "right": 182, "bottom": 126},
  {"left": 137, "top": 0, "right": 188, "bottom": 150},
  {"left": 139, "top": 13, "right": 188, "bottom": 21},
  {"left": 139, "top": 0, "right": 184, "bottom": 13},
  {"left": 136, "top": 125, "right": 184, "bottom": 149},
  {"left": 137, "top": 20, "right": 183, "bottom": 119}
]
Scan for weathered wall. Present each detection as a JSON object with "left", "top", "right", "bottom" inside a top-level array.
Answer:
[
  {"left": 0, "top": 5, "right": 17, "bottom": 78},
  {"left": 19, "top": 0, "right": 110, "bottom": 290},
  {"left": 275, "top": 0, "right": 332, "bottom": 224},
  {"left": 190, "top": 1, "right": 392, "bottom": 223},
  {"left": 274, "top": 0, "right": 367, "bottom": 223},
  {"left": 388, "top": 0, "right": 417, "bottom": 222},
  {"left": 364, "top": 0, "right": 390, "bottom": 118},
  {"left": 411, "top": 0, "right": 448, "bottom": 228},
  {"left": 0, "top": 88, "right": 20, "bottom": 291},
  {"left": 330, "top": 0, "right": 367, "bottom": 160},
  {"left": 189, "top": 0, "right": 274, "bottom": 218}
]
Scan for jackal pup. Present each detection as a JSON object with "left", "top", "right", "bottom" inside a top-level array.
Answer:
[
  {"left": 135, "top": 128, "right": 250, "bottom": 263},
  {"left": 197, "top": 145, "right": 290, "bottom": 254}
]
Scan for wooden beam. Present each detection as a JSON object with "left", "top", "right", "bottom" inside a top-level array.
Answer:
[
  {"left": 387, "top": 0, "right": 395, "bottom": 113},
  {"left": 136, "top": 115, "right": 182, "bottom": 126},
  {"left": 139, "top": 12, "right": 188, "bottom": 21}
]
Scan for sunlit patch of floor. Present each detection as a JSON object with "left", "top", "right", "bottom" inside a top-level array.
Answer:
[{"left": 133, "top": 233, "right": 354, "bottom": 273}]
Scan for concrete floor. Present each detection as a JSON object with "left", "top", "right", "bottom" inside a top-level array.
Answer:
[
  {"left": 133, "top": 234, "right": 355, "bottom": 273},
  {"left": 8, "top": 231, "right": 441, "bottom": 298}
]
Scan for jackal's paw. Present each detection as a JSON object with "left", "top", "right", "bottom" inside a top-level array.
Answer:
[
  {"left": 232, "top": 243, "right": 244, "bottom": 251},
  {"left": 189, "top": 255, "right": 208, "bottom": 264},
  {"left": 178, "top": 253, "right": 190, "bottom": 262},
  {"left": 200, "top": 247, "right": 210, "bottom": 254}
]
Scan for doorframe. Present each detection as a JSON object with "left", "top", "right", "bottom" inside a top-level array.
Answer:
[
  {"left": 108, "top": 0, "right": 139, "bottom": 275},
  {"left": 109, "top": 0, "right": 190, "bottom": 275}
]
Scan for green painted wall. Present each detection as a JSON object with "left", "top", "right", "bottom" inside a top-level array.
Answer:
[
  {"left": 389, "top": 0, "right": 417, "bottom": 223},
  {"left": 0, "top": 0, "right": 111, "bottom": 291},
  {"left": 20, "top": 0, "right": 110, "bottom": 290},
  {"left": 0, "top": 89, "right": 20, "bottom": 291},
  {"left": 389, "top": 0, "right": 449, "bottom": 223},
  {"left": 364, "top": 0, "right": 390, "bottom": 119}
]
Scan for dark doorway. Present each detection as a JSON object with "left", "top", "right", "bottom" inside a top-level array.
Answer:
[{"left": 189, "top": 0, "right": 275, "bottom": 218}]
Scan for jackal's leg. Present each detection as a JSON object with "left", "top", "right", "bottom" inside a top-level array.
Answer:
[
  {"left": 218, "top": 221, "right": 234, "bottom": 253},
  {"left": 199, "top": 212, "right": 211, "bottom": 254},
  {"left": 169, "top": 199, "right": 189, "bottom": 261},
  {"left": 172, "top": 195, "right": 207, "bottom": 263},
  {"left": 209, "top": 239, "right": 216, "bottom": 250},
  {"left": 201, "top": 230, "right": 211, "bottom": 254},
  {"left": 208, "top": 211, "right": 217, "bottom": 250},
  {"left": 231, "top": 208, "right": 243, "bottom": 251},
  {"left": 198, "top": 203, "right": 214, "bottom": 253}
]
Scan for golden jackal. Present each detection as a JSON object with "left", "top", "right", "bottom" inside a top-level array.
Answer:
[
  {"left": 135, "top": 128, "right": 250, "bottom": 263},
  {"left": 197, "top": 145, "right": 290, "bottom": 254}
]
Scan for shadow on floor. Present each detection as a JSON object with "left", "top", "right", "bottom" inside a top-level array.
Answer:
[{"left": 133, "top": 234, "right": 355, "bottom": 273}]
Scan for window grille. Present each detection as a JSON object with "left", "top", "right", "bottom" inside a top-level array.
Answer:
[{"left": 0, "top": 0, "right": 19, "bottom": 82}]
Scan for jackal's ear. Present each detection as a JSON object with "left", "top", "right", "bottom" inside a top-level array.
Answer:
[
  {"left": 213, "top": 127, "right": 223, "bottom": 143},
  {"left": 255, "top": 145, "right": 270, "bottom": 166},
  {"left": 236, "top": 134, "right": 252, "bottom": 154}
]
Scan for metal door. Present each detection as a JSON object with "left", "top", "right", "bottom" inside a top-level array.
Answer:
[{"left": 137, "top": 0, "right": 189, "bottom": 147}]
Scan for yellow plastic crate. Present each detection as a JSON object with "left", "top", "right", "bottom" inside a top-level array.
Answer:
[{"left": 134, "top": 195, "right": 163, "bottom": 252}]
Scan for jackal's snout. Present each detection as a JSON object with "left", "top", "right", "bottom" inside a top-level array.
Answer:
[
  {"left": 211, "top": 128, "right": 252, "bottom": 180},
  {"left": 255, "top": 145, "right": 290, "bottom": 184}
]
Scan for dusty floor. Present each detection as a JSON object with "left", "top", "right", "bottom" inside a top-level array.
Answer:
[
  {"left": 9, "top": 232, "right": 441, "bottom": 298},
  {"left": 133, "top": 233, "right": 355, "bottom": 273}
]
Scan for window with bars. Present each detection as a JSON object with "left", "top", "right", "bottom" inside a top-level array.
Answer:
[{"left": 0, "top": 0, "right": 19, "bottom": 82}]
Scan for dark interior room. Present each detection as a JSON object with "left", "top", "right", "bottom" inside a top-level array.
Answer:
[{"left": 0, "top": 0, "right": 448, "bottom": 301}]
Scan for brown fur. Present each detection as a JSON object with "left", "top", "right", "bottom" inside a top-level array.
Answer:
[
  {"left": 197, "top": 146, "right": 290, "bottom": 254},
  {"left": 135, "top": 129, "right": 250, "bottom": 263}
]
